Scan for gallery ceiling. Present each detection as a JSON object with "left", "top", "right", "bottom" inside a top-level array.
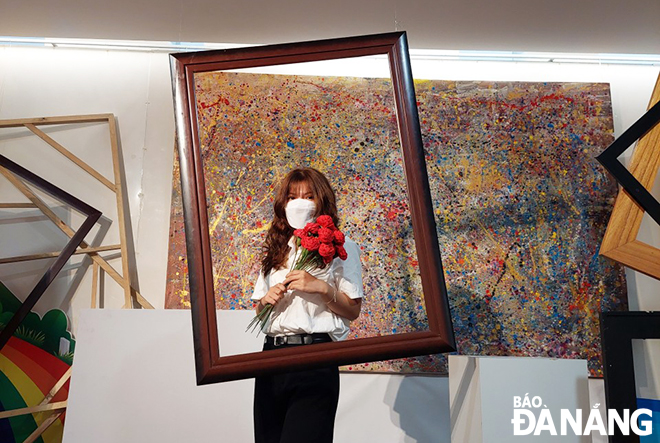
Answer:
[{"left": 1, "top": 0, "right": 659, "bottom": 54}]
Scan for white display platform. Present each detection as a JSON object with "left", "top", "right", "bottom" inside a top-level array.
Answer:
[
  {"left": 63, "top": 309, "right": 451, "bottom": 442},
  {"left": 449, "top": 355, "right": 591, "bottom": 443}
]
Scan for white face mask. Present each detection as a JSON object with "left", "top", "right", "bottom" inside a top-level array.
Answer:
[{"left": 285, "top": 199, "right": 316, "bottom": 229}]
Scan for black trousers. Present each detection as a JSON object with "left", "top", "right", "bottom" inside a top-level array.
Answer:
[{"left": 254, "top": 342, "right": 340, "bottom": 443}]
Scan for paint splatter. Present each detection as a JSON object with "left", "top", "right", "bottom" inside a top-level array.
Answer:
[{"left": 165, "top": 73, "right": 626, "bottom": 376}]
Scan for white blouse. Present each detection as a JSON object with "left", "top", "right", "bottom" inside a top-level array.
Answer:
[{"left": 251, "top": 237, "right": 364, "bottom": 341}]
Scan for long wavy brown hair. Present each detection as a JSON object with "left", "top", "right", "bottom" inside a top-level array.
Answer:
[{"left": 261, "top": 168, "right": 339, "bottom": 275}]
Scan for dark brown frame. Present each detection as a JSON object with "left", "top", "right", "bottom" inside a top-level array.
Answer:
[
  {"left": 170, "top": 31, "right": 456, "bottom": 385},
  {"left": 0, "top": 154, "right": 101, "bottom": 350}
]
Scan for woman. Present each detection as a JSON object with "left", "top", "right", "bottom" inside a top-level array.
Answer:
[{"left": 251, "top": 167, "right": 363, "bottom": 443}]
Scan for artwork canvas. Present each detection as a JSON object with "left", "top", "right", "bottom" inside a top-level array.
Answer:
[{"left": 166, "top": 73, "right": 627, "bottom": 376}]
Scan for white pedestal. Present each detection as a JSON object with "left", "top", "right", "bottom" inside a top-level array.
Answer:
[
  {"left": 63, "top": 309, "right": 451, "bottom": 442},
  {"left": 449, "top": 355, "right": 591, "bottom": 443}
]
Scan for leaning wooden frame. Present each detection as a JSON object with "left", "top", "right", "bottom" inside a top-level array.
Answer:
[
  {"left": 0, "top": 114, "right": 153, "bottom": 309},
  {"left": 170, "top": 31, "right": 456, "bottom": 385}
]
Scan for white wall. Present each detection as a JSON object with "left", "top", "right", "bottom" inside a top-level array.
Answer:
[
  {"left": 0, "top": 45, "right": 175, "bottom": 324},
  {"left": 0, "top": 44, "right": 659, "bottom": 404},
  {"left": 1, "top": 0, "right": 659, "bottom": 54}
]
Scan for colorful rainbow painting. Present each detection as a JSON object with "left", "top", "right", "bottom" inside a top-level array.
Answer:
[
  {"left": 165, "top": 72, "right": 627, "bottom": 376},
  {"left": 0, "top": 337, "right": 70, "bottom": 443}
]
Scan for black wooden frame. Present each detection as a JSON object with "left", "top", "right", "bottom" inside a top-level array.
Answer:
[
  {"left": 0, "top": 154, "right": 101, "bottom": 350},
  {"left": 600, "top": 311, "right": 660, "bottom": 443},
  {"left": 596, "top": 101, "right": 660, "bottom": 224}
]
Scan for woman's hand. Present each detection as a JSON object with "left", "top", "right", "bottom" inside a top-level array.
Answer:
[
  {"left": 259, "top": 283, "right": 287, "bottom": 308},
  {"left": 282, "top": 270, "right": 362, "bottom": 321},
  {"left": 282, "top": 270, "right": 328, "bottom": 295}
]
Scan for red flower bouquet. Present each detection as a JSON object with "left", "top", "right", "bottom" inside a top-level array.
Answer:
[{"left": 247, "top": 215, "right": 348, "bottom": 333}]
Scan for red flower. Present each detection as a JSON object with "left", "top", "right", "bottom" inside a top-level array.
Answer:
[
  {"left": 301, "top": 235, "right": 320, "bottom": 251},
  {"left": 336, "top": 244, "right": 348, "bottom": 260},
  {"left": 318, "top": 242, "right": 335, "bottom": 259},
  {"left": 247, "top": 217, "right": 348, "bottom": 333},
  {"left": 318, "top": 227, "right": 334, "bottom": 243},
  {"left": 317, "top": 215, "right": 334, "bottom": 229},
  {"left": 333, "top": 230, "right": 345, "bottom": 245},
  {"left": 307, "top": 223, "right": 321, "bottom": 235}
]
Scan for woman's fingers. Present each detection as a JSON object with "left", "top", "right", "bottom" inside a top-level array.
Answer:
[
  {"left": 282, "top": 273, "right": 297, "bottom": 287},
  {"left": 283, "top": 273, "right": 304, "bottom": 289},
  {"left": 284, "top": 270, "right": 306, "bottom": 281},
  {"left": 264, "top": 283, "right": 288, "bottom": 305},
  {"left": 283, "top": 271, "right": 324, "bottom": 294}
]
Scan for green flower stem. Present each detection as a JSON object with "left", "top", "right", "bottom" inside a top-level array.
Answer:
[{"left": 246, "top": 303, "right": 274, "bottom": 333}]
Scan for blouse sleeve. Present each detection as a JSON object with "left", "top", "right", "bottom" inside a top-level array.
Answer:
[
  {"left": 333, "top": 238, "right": 364, "bottom": 300},
  {"left": 251, "top": 271, "right": 269, "bottom": 301}
]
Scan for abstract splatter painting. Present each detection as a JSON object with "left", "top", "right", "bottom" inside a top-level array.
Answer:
[{"left": 165, "top": 71, "right": 627, "bottom": 376}]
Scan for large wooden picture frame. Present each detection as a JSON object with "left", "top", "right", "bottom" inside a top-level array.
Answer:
[
  {"left": 597, "top": 75, "right": 660, "bottom": 279},
  {"left": 170, "top": 32, "right": 455, "bottom": 384}
]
